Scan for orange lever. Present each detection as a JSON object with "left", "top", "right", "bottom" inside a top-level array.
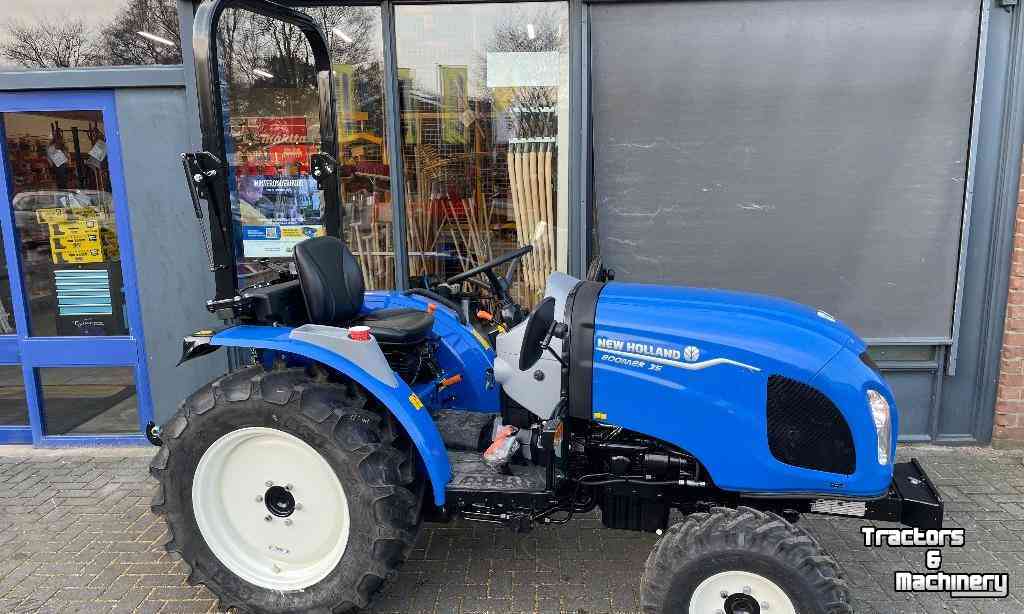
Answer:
[
  {"left": 440, "top": 374, "right": 463, "bottom": 389},
  {"left": 426, "top": 303, "right": 437, "bottom": 314},
  {"left": 476, "top": 309, "right": 494, "bottom": 322}
]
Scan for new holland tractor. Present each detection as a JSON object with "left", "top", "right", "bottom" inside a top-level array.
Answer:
[{"left": 149, "top": 2, "right": 943, "bottom": 612}]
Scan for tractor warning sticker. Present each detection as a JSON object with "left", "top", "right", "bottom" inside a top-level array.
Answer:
[
  {"left": 408, "top": 393, "right": 424, "bottom": 410},
  {"left": 471, "top": 328, "right": 491, "bottom": 350},
  {"left": 862, "top": 527, "right": 1009, "bottom": 598}
]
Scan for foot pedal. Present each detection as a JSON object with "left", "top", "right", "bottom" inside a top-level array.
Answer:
[
  {"left": 433, "top": 410, "right": 495, "bottom": 451},
  {"left": 445, "top": 451, "right": 546, "bottom": 493}
]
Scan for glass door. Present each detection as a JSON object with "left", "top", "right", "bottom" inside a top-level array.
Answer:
[
  {"left": 194, "top": 0, "right": 349, "bottom": 299},
  {"left": 0, "top": 90, "right": 152, "bottom": 445}
]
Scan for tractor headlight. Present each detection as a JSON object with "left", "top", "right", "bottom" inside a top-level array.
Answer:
[{"left": 867, "top": 389, "right": 891, "bottom": 465}]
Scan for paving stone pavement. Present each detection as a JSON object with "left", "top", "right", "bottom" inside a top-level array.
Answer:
[{"left": 1, "top": 444, "right": 1023, "bottom": 614}]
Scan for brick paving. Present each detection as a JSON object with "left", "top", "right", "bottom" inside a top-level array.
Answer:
[{"left": 0, "top": 445, "right": 1023, "bottom": 613}]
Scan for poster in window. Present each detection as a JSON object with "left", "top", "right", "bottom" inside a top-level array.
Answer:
[{"left": 440, "top": 65, "right": 468, "bottom": 145}]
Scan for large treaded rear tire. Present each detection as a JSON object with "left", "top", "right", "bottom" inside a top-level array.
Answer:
[
  {"left": 150, "top": 366, "right": 421, "bottom": 614},
  {"left": 640, "top": 506, "right": 852, "bottom": 614}
]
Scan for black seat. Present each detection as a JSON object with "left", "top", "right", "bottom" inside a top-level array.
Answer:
[{"left": 293, "top": 236, "right": 434, "bottom": 344}]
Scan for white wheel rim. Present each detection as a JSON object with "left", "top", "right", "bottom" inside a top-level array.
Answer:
[
  {"left": 689, "top": 570, "right": 797, "bottom": 614},
  {"left": 192, "top": 427, "right": 350, "bottom": 591}
]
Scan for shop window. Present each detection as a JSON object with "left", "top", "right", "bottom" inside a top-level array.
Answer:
[
  {"left": 395, "top": 3, "right": 569, "bottom": 307},
  {"left": 38, "top": 366, "right": 138, "bottom": 435},
  {"left": 0, "top": 0, "right": 181, "bottom": 70},
  {"left": 2, "top": 111, "right": 129, "bottom": 337},
  {"left": 0, "top": 232, "right": 16, "bottom": 334},
  {"left": 217, "top": 7, "right": 394, "bottom": 289},
  {"left": 0, "top": 366, "right": 28, "bottom": 427}
]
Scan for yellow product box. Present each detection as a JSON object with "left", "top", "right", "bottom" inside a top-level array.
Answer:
[
  {"left": 48, "top": 220, "right": 105, "bottom": 264},
  {"left": 52, "top": 245, "right": 104, "bottom": 265},
  {"left": 36, "top": 208, "right": 68, "bottom": 224}
]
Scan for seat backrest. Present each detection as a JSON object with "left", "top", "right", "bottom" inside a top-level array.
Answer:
[{"left": 293, "top": 236, "right": 365, "bottom": 325}]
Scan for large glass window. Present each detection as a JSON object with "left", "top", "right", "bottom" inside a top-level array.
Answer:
[
  {"left": 0, "top": 0, "right": 181, "bottom": 70},
  {"left": 395, "top": 3, "right": 569, "bottom": 308},
  {"left": 216, "top": 7, "right": 394, "bottom": 289},
  {"left": 3, "top": 111, "right": 129, "bottom": 337},
  {"left": 39, "top": 367, "right": 138, "bottom": 435}
]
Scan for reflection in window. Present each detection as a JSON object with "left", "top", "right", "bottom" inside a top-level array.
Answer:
[
  {"left": 39, "top": 367, "right": 138, "bottom": 435},
  {"left": 396, "top": 3, "right": 569, "bottom": 308},
  {"left": 0, "top": 366, "right": 28, "bottom": 427},
  {"left": 3, "top": 111, "right": 128, "bottom": 337},
  {"left": 217, "top": 7, "right": 393, "bottom": 289},
  {"left": 0, "top": 0, "right": 181, "bottom": 70}
]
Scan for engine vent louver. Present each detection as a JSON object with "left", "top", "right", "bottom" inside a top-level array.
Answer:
[{"left": 766, "top": 375, "right": 855, "bottom": 475}]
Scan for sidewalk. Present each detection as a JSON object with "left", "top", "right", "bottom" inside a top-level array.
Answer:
[{"left": 0, "top": 445, "right": 1021, "bottom": 613}]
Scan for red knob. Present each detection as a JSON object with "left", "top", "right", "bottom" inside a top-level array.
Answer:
[{"left": 349, "top": 325, "right": 371, "bottom": 342}]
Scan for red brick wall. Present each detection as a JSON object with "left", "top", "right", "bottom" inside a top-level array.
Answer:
[{"left": 994, "top": 165, "right": 1024, "bottom": 447}]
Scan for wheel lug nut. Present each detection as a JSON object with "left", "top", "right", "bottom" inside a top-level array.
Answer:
[
  {"left": 255, "top": 495, "right": 263, "bottom": 503},
  {"left": 286, "top": 483, "right": 294, "bottom": 491},
  {"left": 265, "top": 481, "right": 273, "bottom": 487},
  {"left": 743, "top": 586, "right": 751, "bottom": 594},
  {"left": 284, "top": 519, "right": 293, "bottom": 526},
  {"left": 720, "top": 591, "right": 728, "bottom": 599},
  {"left": 762, "top": 602, "right": 770, "bottom": 610},
  {"left": 264, "top": 515, "right": 272, "bottom": 522},
  {"left": 295, "top": 502, "right": 302, "bottom": 511}
]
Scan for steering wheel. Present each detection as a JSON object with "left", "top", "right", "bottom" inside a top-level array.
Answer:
[{"left": 445, "top": 245, "right": 533, "bottom": 306}]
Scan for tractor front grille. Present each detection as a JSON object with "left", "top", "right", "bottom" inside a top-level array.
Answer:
[{"left": 766, "top": 375, "right": 855, "bottom": 475}]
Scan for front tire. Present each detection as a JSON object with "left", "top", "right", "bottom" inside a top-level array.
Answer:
[
  {"left": 150, "top": 366, "right": 421, "bottom": 613},
  {"left": 640, "top": 507, "right": 851, "bottom": 614}
]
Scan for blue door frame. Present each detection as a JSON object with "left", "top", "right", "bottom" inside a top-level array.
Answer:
[{"left": 0, "top": 90, "right": 153, "bottom": 446}]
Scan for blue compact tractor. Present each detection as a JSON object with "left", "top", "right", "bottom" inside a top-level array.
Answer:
[{"left": 151, "top": 2, "right": 943, "bottom": 613}]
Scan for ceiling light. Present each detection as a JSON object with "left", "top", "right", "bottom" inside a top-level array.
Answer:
[
  {"left": 137, "top": 31, "right": 176, "bottom": 47},
  {"left": 253, "top": 69, "right": 274, "bottom": 79},
  {"left": 332, "top": 28, "right": 353, "bottom": 44},
  {"left": 526, "top": 23, "right": 536, "bottom": 40}
]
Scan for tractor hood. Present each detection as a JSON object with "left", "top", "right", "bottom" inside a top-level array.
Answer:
[
  {"left": 593, "top": 281, "right": 863, "bottom": 379},
  {"left": 583, "top": 280, "right": 893, "bottom": 497}
]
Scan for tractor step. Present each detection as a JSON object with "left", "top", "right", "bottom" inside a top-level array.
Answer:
[
  {"left": 445, "top": 451, "right": 547, "bottom": 493},
  {"left": 433, "top": 410, "right": 495, "bottom": 452}
]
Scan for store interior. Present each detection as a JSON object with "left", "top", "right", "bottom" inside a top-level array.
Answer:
[
  {"left": 0, "top": 110, "right": 136, "bottom": 434},
  {"left": 219, "top": 3, "right": 569, "bottom": 310}
]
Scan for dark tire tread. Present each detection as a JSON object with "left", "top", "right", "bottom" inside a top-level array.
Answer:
[
  {"left": 640, "top": 506, "right": 852, "bottom": 614},
  {"left": 150, "top": 366, "right": 420, "bottom": 614}
]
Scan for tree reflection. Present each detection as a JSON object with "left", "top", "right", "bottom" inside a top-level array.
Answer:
[{"left": 1, "top": 0, "right": 182, "bottom": 68}]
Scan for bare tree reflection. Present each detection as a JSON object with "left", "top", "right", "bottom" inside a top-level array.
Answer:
[
  {"left": 1, "top": 20, "right": 98, "bottom": 68},
  {"left": 1, "top": 0, "right": 181, "bottom": 68}
]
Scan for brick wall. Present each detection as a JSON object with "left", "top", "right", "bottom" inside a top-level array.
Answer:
[{"left": 994, "top": 164, "right": 1024, "bottom": 447}]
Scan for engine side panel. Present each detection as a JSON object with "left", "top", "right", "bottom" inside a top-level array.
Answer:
[
  {"left": 589, "top": 282, "right": 893, "bottom": 497},
  {"left": 363, "top": 291, "right": 500, "bottom": 413}
]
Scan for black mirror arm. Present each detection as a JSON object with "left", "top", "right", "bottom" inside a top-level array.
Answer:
[{"left": 541, "top": 322, "right": 569, "bottom": 368}]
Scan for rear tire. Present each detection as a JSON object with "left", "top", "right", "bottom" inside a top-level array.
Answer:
[
  {"left": 640, "top": 506, "right": 851, "bottom": 614},
  {"left": 150, "top": 366, "right": 421, "bottom": 613}
]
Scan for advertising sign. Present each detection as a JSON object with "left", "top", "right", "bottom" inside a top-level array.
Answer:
[
  {"left": 440, "top": 65, "right": 469, "bottom": 144},
  {"left": 238, "top": 173, "right": 324, "bottom": 259},
  {"left": 242, "top": 224, "right": 325, "bottom": 258}
]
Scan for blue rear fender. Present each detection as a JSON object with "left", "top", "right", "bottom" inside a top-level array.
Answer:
[{"left": 207, "top": 291, "right": 499, "bottom": 507}]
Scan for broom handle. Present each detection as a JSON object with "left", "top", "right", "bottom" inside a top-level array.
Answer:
[
  {"left": 544, "top": 144, "right": 555, "bottom": 274},
  {"left": 526, "top": 143, "right": 541, "bottom": 299}
]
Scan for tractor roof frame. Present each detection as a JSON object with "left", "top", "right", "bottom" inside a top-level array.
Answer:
[{"left": 192, "top": 0, "right": 341, "bottom": 301}]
